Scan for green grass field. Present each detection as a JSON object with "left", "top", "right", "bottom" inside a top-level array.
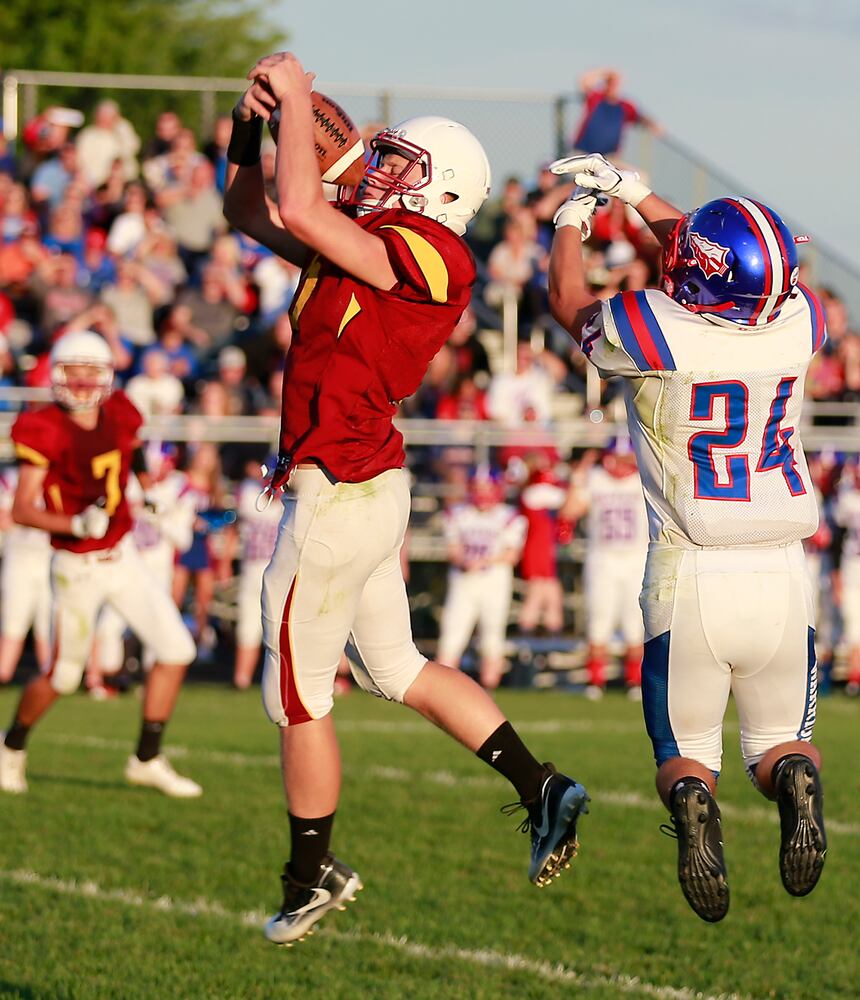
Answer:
[{"left": 0, "top": 683, "right": 857, "bottom": 1000}]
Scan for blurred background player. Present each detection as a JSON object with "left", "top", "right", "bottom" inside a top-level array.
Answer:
[
  {"left": 549, "top": 153, "right": 827, "bottom": 921},
  {"left": 0, "top": 465, "right": 52, "bottom": 681},
  {"left": 436, "top": 468, "right": 526, "bottom": 690},
  {"left": 87, "top": 443, "right": 196, "bottom": 696},
  {"left": 172, "top": 442, "right": 228, "bottom": 658},
  {"left": 232, "top": 456, "right": 282, "bottom": 689},
  {"left": 224, "top": 51, "right": 588, "bottom": 945},
  {"left": 831, "top": 458, "right": 860, "bottom": 695},
  {"left": 563, "top": 437, "right": 648, "bottom": 700},
  {"left": 0, "top": 330, "right": 201, "bottom": 798},
  {"left": 517, "top": 451, "right": 568, "bottom": 636}
]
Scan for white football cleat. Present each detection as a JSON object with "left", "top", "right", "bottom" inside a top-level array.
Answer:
[
  {"left": 124, "top": 754, "right": 202, "bottom": 798},
  {"left": 0, "top": 743, "right": 28, "bottom": 794},
  {"left": 265, "top": 855, "right": 363, "bottom": 945}
]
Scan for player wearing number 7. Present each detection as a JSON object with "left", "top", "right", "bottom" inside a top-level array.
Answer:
[
  {"left": 0, "top": 330, "right": 201, "bottom": 798},
  {"left": 547, "top": 154, "right": 827, "bottom": 922}
]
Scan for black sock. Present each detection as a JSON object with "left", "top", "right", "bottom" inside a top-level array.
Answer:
[
  {"left": 136, "top": 720, "right": 166, "bottom": 762},
  {"left": 476, "top": 722, "right": 548, "bottom": 804},
  {"left": 288, "top": 812, "right": 335, "bottom": 884},
  {"left": 5, "top": 719, "right": 30, "bottom": 752}
]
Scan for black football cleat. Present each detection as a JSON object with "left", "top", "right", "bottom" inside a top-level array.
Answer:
[
  {"left": 663, "top": 780, "right": 729, "bottom": 922},
  {"left": 503, "top": 763, "right": 590, "bottom": 887},
  {"left": 773, "top": 754, "right": 827, "bottom": 897},
  {"left": 264, "top": 854, "right": 362, "bottom": 945}
]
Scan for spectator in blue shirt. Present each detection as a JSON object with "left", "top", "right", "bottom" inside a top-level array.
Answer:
[{"left": 570, "top": 68, "right": 662, "bottom": 157}]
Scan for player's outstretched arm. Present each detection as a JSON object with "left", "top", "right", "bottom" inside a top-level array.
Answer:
[
  {"left": 248, "top": 52, "right": 399, "bottom": 292},
  {"left": 548, "top": 213, "right": 601, "bottom": 344},
  {"left": 222, "top": 83, "right": 312, "bottom": 267}
]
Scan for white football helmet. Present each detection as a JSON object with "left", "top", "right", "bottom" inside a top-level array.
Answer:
[
  {"left": 349, "top": 116, "right": 492, "bottom": 236},
  {"left": 50, "top": 330, "right": 114, "bottom": 411}
]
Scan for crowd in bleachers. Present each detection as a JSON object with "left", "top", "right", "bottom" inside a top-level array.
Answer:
[{"left": 1, "top": 84, "right": 859, "bottom": 692}]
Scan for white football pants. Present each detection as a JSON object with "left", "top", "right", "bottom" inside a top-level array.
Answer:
[
  {"left": 261, "top": 467, "right": 426, "bottom": 726},
  {"left": 49, "top": 537, "right": 196, "bottom": 694},
  {"left": 639, "top": 541, "right": 816, "bottom": 776}
]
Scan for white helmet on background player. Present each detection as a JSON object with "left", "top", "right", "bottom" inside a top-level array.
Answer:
[
  {"left": 351, "top": 116, "right": 492, "bottom": 235},
  {"left": 50, "top": 330, "right": 114, "bottom": 410}
]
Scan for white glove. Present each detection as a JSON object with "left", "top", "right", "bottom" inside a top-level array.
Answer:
[
  {"left": 549, "top": 153, "right": 652, "bottom": 208},
  {"left": 70, "top": 504, "right": 110, "bottom": 540},
  {"left": 552, "top": 188, "right": 598, "bottom": 240}
]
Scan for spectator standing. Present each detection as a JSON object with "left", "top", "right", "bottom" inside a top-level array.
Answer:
[
  {"left": 159, "top": 161, "right": 227, "bottom": 280},
  {"left": 486, "top": 340, "right": 555, "bottom": 428},
  {"left": 100, "top": 258, "right": 168, "bottom": 349},
  {"left": 106, "top": 183, "right": 149, "bottom": 258},
  {"left": 141, "top": 111, "right": 183, "bottom": 163},
  {"left": 76, "top": 100, "right": 141, "bottom": 188},
  {"left": 30, "top": 143, "right": 83, "bottom": 215},
  {"left": 570, "top": 68, "right": 662, "bottom": 158},
  {"left": 174, "top": 264, "right": 242, "bottom": 354},
  {"left": 125, "top": 347, "right": 185, "bottom": 417}
]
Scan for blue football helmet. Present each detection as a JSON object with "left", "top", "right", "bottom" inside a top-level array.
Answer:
[{"left": 662, "top": 198, "right": 800, "bottom": 326}]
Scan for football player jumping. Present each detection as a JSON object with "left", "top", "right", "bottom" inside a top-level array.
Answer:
[
  {"left": 0, "top": 331, "right": 201, "bottom": 798},
  {"left": 224, "top": 51, "right": 588, "bottom": 945},
  {"left": 548, "top": 155, "right": 827, "bottom": 921}
]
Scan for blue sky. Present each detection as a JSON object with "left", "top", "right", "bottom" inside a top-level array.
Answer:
[{"left": 271, "top": 0, "right": 859, "bottom": 268}]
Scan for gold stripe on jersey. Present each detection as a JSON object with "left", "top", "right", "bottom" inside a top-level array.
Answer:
[
  {"left": 15, "top": 443, "right": 49, "bottom": 467},
  {"left": 289, "top": 255, "right": 322, "bottom": 324},
  {"left": 380, "top": 225, "right": 448, "bottom": 303},
  {"left": 47, "top": 484, "right": 63, "bottom": 513},
  {"left": 337, "top": 293, "right": 362, "bottom": 338}
]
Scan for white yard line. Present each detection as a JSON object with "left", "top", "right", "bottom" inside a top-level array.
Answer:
[
  {"left": 0, "top": 867, "right": 755, "bottom": 1000},
  {"left": 39, "top": 732, "right": 860, "bottom": 837}
]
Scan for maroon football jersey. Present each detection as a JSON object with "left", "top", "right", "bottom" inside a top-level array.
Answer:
[
  {"left": 12, "top": 391, "right": 143, "bottom": 552},
  {"left": 279, "top": 208, "right": 476, "bottom": 483}
]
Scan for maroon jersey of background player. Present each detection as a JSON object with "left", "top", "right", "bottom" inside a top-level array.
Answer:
[
  {"left": 280, "top": 208, "right": 475, "bottom": 483},
  {"left": 11, "top": 391, "right": 142, "bottom": 553}
]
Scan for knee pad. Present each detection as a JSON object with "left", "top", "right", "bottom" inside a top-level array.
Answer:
[{"left": 49, "top": 661, "right": 84, "bottom": 696}]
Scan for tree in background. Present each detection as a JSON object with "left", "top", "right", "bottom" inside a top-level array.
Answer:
[{"left": 1, "top": 0, "right": 286, "bottom": 139}]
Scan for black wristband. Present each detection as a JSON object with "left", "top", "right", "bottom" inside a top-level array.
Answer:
[
  {"left": 227, "top": 110, "right": 264, "bottom": 167},
  {"left": 131, "top": 446, "right": 147, "bottom": 476}
]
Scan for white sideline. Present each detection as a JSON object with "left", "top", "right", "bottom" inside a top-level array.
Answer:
[
  {"left": 0, "top": 867, "right": 755, "bottom": 1000},
  {"left": 40, "top": 732, "right": 860, "bottom": 837}
]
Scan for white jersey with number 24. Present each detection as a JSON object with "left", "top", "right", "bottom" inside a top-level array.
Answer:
[{"left": 582, "top": 285, "right": 826, "bottom": 548}]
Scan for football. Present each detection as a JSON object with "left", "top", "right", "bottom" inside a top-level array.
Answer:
[{"left": 268, "top": 90, "right": 365, "bottom": 187}]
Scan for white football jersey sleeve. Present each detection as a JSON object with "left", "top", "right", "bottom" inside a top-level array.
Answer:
[{"left": 583, "top": 286, "right": 826, "bottom": 548}]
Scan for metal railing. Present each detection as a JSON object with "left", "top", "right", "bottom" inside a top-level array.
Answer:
[{"left": 1, "top": 406, "right": 859, "bottom": 461}]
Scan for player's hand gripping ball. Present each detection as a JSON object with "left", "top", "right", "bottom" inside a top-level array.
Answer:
[{"left": 269, "top": 91, "right": 365, "bottom": 187}]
